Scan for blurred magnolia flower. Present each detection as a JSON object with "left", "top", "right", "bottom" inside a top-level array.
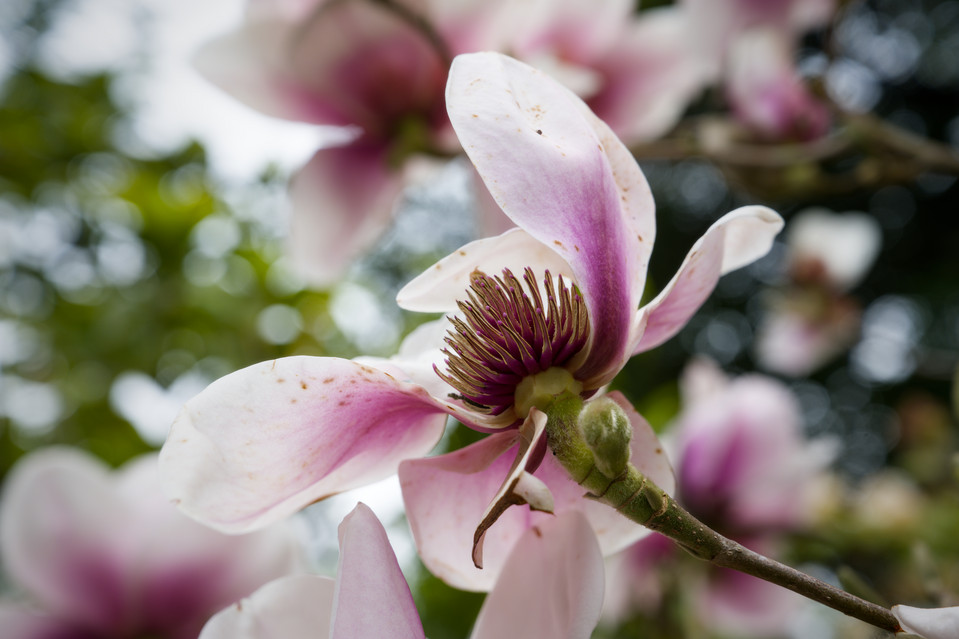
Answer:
[
  {"left": 201, "top": 503, "right": 604, "bottom": 639},
  {"left": 605, "top": 358, "right": 835, "bottom": 635},
  {"left": 195, "top": 0, "right": 716, "bottom": 284},
  {"left": 160, "top": 52, "right": 781, "bottom": 592},
  {"left": 194, "top": 0, "right": 498, "bottom": 285},
  {"left": 0, "top": 447, "right": 303, "bottom": 639},
  {"left": 505, "top": 0, "right": 707, "bottom": 144},
  {"left": 680, "top": 0, "right": 835, "bottom": 144},
  {"left": 681, "top": 0, "right": 836, "bottom": 78},
  {"left": 756, "top": 208, "right": 882, "bottom": 377},
  {"left": 892, "top": 604, "right": 959, "bottom": 639},
  {"left": 726, "top": 28, "right": 831, "bottom": 141},
  {"left": 675, "top": 357, "right": 837, "bottom": 533}
]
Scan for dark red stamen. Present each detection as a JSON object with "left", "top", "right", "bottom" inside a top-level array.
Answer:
[{"left": 436, "top": 268, "right": 590, "bottom": 416}]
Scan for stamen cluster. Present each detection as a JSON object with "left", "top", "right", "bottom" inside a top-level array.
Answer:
[{"left": 438, "top": 267, "right": 590, "bottom": 416}]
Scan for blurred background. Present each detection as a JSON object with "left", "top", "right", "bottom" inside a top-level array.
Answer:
[{"left": 1, "top": 0, "right": 958, "bottom": 637}]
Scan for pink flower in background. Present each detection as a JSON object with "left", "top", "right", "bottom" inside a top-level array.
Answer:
[
  {"left": 505, "top": 0, "right": 707, "bottom": 144},
  {"left": 674, "top": 357, "right": 836, "bottom": 533},
  {"left": 0, "top": 448, "right": 302, "bottom": 639},
  {"left": 755, "top": 208, "right": 882, "bottom": 376},
  {"left": 681, "top": 0, "right": 836, "bottom": 77},
  {"left": 200, "top": 504, "right": 604, "bottom": 639},
  {"left": 194, "top": 0, "right": 503, "bottom": 285},
  {"left": 195, "top": 0, "right": 722, "bottom": 282},
  {"left": 726, "top": 28, "right": 831, "bottom": 141},
  {"left": 679, "top": 0, "right": 836, "bottom": 142},
  {"left": 160, "top": 51, "right": 781, "bottom": 591}
]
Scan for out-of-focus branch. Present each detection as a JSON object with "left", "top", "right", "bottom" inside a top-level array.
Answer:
[{"left": 628, "top": 111, "right": 959, "bottom": 201}]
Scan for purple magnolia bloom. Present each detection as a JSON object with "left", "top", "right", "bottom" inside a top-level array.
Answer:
[
  {"left": 160, "top": 52, "right": 782, "bottom": 591},
  {"left": 674, "top": 358, "right": 837, "bottom": 534},
  {"left": 725, "top": 28, "right": 831, "bottom": 141},
  {"left": 200, "top": 503, "right": 604, "bottom": 639},
  {"left": 0, "top": 448, "right": 302, "bottom": 639}
]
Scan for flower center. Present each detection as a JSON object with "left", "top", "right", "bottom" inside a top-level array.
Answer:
[{"left": 437, "top": 267, "right": 590, "bottom": 417}]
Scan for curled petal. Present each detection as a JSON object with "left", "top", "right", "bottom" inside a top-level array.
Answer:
[
  {"left": 631, "top": 205, "right": 782, "bottom": 358},
  {"left": 159, "top": 356, "right": 449, "bottom": 533},
  {"left": 332, "top": 503, "right": 425, "bottom": 639},
  {"left": 892, "top": 605, "right": 959, "bottom": 639},
  {"left": 289, "top": 143, "right": 405, "bottom": 287},
  {"left": 472, "top": 410, "right": 553, "bottom": 569},
  {"left": 447, "top": 51, "right": 655, "bottom": 384},
  {"left": 399, "top": 432, "right": 525, "bottom": 591},
  {"left": 397, "top": 228, "right": 572, "bottom": 313},
  {"left": 400, "top": 391, "right": 672, "bottom": 591},
  {"left": 200, "top": 575, "right": 335, "bottom": 639},
  {"left": 470, "top": 511, "right": 604, "bottom": 639}
]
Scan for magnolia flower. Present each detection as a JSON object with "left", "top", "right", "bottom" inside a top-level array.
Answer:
[
  {"left": 725, "top": 28, "right": 830, "bottom": 141},
  {"left": 755, "top": 208, "right": 882, "bottom": 376},
  {"left": 674, "top": 357, "right": 837, "bottom": 534},
  {"left": 0, "top": 448, "right": 302, "bottom": 639},
  {"left": 201, "top": 503, "right": 604, "bottom": 639},
  {"left": 681, "top": 0, "right": 836, "bottom": 78},
  {"left": 160, "top": 52, "right": 782, "bottom": 591},
  {"left": 194, "top": 0, "right": 503, "bottom": 284},
  {"left": 892, "top": 604, "right": 959, "bottom": 639}
]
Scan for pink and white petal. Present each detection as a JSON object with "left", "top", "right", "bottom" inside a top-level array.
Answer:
[
  {"left": 200, "top": 575, "right": 335, "bottom": 639},
  {"left": 0, "top": 448, "right": 135, "bottom": 634},
  {"left": 356, "top": 318, "right": 452, "bottom": 399},
  {"left": 470, "top": 511, "right": 604, "bottom": 639},
  {"left": 288, "top": 143, "right": 405, "bottom": 287},
  {"left": 589, "top": 8, "right": 708, "bottom": 144},
  {"left": 892, "top": 605, "right": 959, "bottom": 639},
  {"left": 472, "top": 410, "right": 553, "bottom": 568},
  {"left": 159, "top": 356, "right": 449, "bottom": 534},
  {"left": 399, "top": 432, "right": 548, "bottom": 591},
  {"left": 193, "top": 21, "right": 353, "bottom": 126},
  {"left": 631, "top": 205, "right": 783, "bottom": 357},
  {"left": 396, "top": 228, "right": 573, "bottom": 314},
  {"left": 331, "top": 503, "right": 425, "bottom": 639},
  {"left": 447, "top": 52, "right": 655, "bottom": 383},
  {"left": 509, "top": 0, "right": 634, "bottom": 65}
]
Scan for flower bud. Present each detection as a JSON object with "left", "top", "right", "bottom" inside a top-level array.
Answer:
[{"left": 578, "top": 397, "right": 632, "bottom": 477}]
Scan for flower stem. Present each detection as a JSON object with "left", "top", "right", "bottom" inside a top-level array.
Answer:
[{"left": 544, "top": 393, "right": 902, "bottom": 634}]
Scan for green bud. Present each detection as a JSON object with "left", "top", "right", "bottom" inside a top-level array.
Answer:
[{"left": 577, "top": 397, "right": 632, "bottom": 477}]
